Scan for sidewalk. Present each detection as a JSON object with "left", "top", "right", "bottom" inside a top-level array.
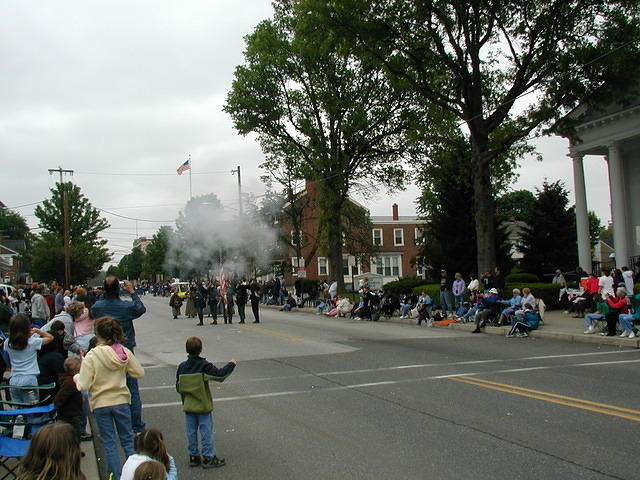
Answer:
[
  {"left": 445, "top": 310, "right": 640, "bottom": 348},
  {"left": 271, "top": 305, "right": 640, "bottom": 349}
]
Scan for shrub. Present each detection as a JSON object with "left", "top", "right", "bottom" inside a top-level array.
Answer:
[
  {"left": 411, "top": 284, "right": 442, "bottom": 300},
  {"left": 383, "top": 277, "right": 430, "bottom": 295},
  {"left": 505, "top": 272, "right": 540, "bottom": 283}
]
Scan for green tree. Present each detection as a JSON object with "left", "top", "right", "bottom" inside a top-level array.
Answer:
[
  {"left": 142, "top": 226, "right": 173, "bottom": 280},
  {"left": 417, "top": 144, "right": 513, "bottom": 278},
  {"left": 520, "top": 181, "right": 577, "bottom": 277},
  {"left": 496, "top": 190, "right": 537, "bottom": 222},
  {"left": 224, "top": 0, "right": 422, "bottom": 289},
  {"left": 588, "top": 211, "right": 603, "bottom": 251},
  {"left": 123, "top": 247, "right": 144, "bottom": 280},
  {"left": 31, "top": 182, "right": 110, "bottom": 284},
  {"left": 0, "top": 208, "right": 30, "bottom": 240},
  {"left": 306, "top": 0, "right": 640, "bottom": 275}
]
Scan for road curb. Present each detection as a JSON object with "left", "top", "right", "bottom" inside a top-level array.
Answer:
[{"left": 265, "top": 305, "right": 640, "bottom": 349}]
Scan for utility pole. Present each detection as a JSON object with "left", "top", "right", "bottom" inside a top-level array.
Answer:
[
  {"left": 231, "top": 166, "right": 242, "bottom": 216},
  {"left": 48, "top": 167, "right": 74, "bottom": 288}
]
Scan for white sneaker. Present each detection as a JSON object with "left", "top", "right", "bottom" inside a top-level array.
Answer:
[
  {"left": 629, "top": 332, "right": 636, "bottom": 338},
  {"left": 583, "top": 328, "right": 594, "bottom": 334},
  {"left": 620, "top": 332, "right": 628, "bottom": 337}
]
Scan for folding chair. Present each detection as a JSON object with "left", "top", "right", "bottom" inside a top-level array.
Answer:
[
  {"left": 537, "top": 298, "right": 547, "bottom": 324},
  {"left": 0, "top": 383, "right": 56, "bottom": 408},
  {"left": 0, "top": 403, "right": 56, "bottom": 479}
]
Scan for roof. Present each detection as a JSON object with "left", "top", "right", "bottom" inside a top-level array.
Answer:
[
  {"left": 0, "top": 245, "right": 19, "bottom": 255},
  {"left": 1, "top": 239, "right": 25, "bottom": 252},
  {"left": 555, "top": 84, "right": 640, "bottom": 136},
  {"left": 370, "top": 216, "right": 424, "bottom": 224}
]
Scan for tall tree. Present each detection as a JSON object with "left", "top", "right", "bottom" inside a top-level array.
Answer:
[
  {"left": 142, "top": 226, "right": 173, "bottom": 280},
  {"left": 224, "top": 0, "right": 424, "bottom": 289},
  {"left": 0, "top": 208, "right": 30, "bottom": 240},
  {"left": 31, "top": 182, "right": 110, "bottom": 284},
  {"left": 417, "top": 144, "right": 514, "bottom": 278},
  {"left": 496, "top": 190, "right": 537, "bottom": 222},
  {"left": 307, "top": 0, "right": 640, "bottom": 274},
  {"left": 520, "top": 181, "right": 577, "bottom": 277}
]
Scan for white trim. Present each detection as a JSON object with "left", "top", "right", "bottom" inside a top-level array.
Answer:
[
  {"left": 372, "top": 228, "right": 383, "bottom": 246},
  {"left": 317, "top": 256, "right": 329, "bottom": 276},
  {"left": 393, "top": 228, "right": 404, "bottom": 246}
]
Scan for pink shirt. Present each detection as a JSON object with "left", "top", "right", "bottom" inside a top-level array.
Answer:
[{"left": 73, "top": 308, "right": 94, "bottom": 337}]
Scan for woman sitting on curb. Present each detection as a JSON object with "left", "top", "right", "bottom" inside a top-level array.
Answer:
[
  {"left": 618, "top": 293, "right": 640, "bottom": 338},
  {"left": 583, "top": 294, "right": 608, "bottom": 334},
  {"left": 601, "top": 287, "right": 629, "bottom": 337},
  {"left": 506, "top": 303, "right": 540, "bottom": 337}
]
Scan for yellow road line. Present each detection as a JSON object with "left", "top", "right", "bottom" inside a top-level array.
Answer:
[
  {"left": 450, "top": 376, "right": 640, "bottom": 423},
  {"left": 458, "top": 376, "right": 640, "bottom": 415},
  {"left": 239, "top": 324, "right": 304, "bottom": 342}
]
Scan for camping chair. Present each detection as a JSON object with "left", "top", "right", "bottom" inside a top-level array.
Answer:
[
  {"left": 0, "top": 383, "right": 56, "bottom": 408},
  {"left": 0, "top": 402, "right": 56, "bottom": 479},
  {"left": 537, "top": 298, "right": 547, "bottom": 324}
]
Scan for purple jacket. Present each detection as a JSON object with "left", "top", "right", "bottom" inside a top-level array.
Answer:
[{"left": 452, "top": 279, "right": 466, "bottom": 296}]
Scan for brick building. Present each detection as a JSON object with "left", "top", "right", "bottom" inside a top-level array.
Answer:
[{"left": 282, "top": 181, "right": 426, "bottom": 288}]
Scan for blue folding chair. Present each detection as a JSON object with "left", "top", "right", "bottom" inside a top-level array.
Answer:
[
  {"left": 0, "top": 436, "right": 28, "bottom": 480},
  {"left": 0, "top": 385, "right": 57, "bottom": 480}
]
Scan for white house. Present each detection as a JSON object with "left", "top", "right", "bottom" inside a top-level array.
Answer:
[{"left": 556, "top": 89, "right": 640, "bottom": 273}]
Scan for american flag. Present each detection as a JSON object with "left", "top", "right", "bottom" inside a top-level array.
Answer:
[{"left": 177, "top": 159, "right": 190, "bottom": 175}]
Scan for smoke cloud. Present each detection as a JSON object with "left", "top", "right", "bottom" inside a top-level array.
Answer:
[{"left": 165, "top": 193, "right": 278, "bottom": 280}]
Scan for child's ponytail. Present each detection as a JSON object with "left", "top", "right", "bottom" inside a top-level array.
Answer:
[
  {"left": 134, "top": 429, "right": 170, "bottom": 471},
  {"left": 8, "top": 314, "right": 30, "bottom": 350}
]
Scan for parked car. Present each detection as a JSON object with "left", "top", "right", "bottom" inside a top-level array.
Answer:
[{"left": 0, "top": 284, "right": 16, "bottom": 298}]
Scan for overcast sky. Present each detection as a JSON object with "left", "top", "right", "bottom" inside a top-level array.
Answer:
[{"left": 0, "top": 1, "right": 612, "bottom": 266}]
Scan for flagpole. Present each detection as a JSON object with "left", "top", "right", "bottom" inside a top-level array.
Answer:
[{"left": 188, "top": 153, "right": 192, "bottom": 199}]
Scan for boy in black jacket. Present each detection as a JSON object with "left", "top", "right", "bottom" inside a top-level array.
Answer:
[{"left": 176, "top": 336, "right": 236, "bottom": 469}]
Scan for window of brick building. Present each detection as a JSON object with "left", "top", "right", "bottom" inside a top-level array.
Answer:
[
  {"left": 393, "top": 228, "right": 404, "bottom": 246},
  {"left": 372, "top": 228, "right": 383, "bottom": 246}
]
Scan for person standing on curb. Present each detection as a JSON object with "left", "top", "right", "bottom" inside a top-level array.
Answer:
[
  {"left": 439, "top": 269, "right": 454, "bottom": 317},
  {"left": 92, "top": 276, "right": 147, "bottom": 434}
]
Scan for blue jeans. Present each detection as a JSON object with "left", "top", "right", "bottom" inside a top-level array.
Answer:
[
  {"left": 439, "top": 291, "right": 453, "bottom": 313},
  {"left": 237, "top": 303, "right": 246, "bottom": 322},
  {"left": 185, "top": 412, "right": 214, "bottom": 457},
  {"left": 585, "top": 313, "right": 604, "bottom": 328},
  {"left": 31, "top": 317, "right": 46, "bottom": 328},
  {"left": 454, "top": 295, "right": 464, "bottom": 310},
  {"left": 619, "top": 314, "right": 636, "bottom": 334},
  {"left": 126, "top": 375, "right": 144, "bottom": 433},
  {"left": 9, "top": 374, "right": 38, "bottom": 405},
  {"left": 462, "top": 307, "right": 477, "bottom": 323},
  {"left": 94, "top": 403, "right": 134, "bottom": 479}
]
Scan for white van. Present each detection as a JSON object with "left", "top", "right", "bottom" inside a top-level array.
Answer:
[{"left": 0, "top": 284, "right": 16, "bottom": 298}]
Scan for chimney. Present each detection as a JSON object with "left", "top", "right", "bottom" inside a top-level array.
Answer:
[
  {"left": 392, "top": 203, "right": 399, "bottom": 221},
  {"left": 304, "top": 179, "right": 317, "bottom": 202}
]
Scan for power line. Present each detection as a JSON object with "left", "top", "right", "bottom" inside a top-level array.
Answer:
[
  {"left": 2, "top": 201, "right": 42, "bottom": 209},
  {"left": 76, "top": 170, "right": 230, "bottom": 177},
  {"left": 95, "top": 207, "right": 174, "bottom": 223}
]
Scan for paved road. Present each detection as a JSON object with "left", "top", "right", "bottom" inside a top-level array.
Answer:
[{"left": 129, "top": 295, "right": 640, "bottom": 479}]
